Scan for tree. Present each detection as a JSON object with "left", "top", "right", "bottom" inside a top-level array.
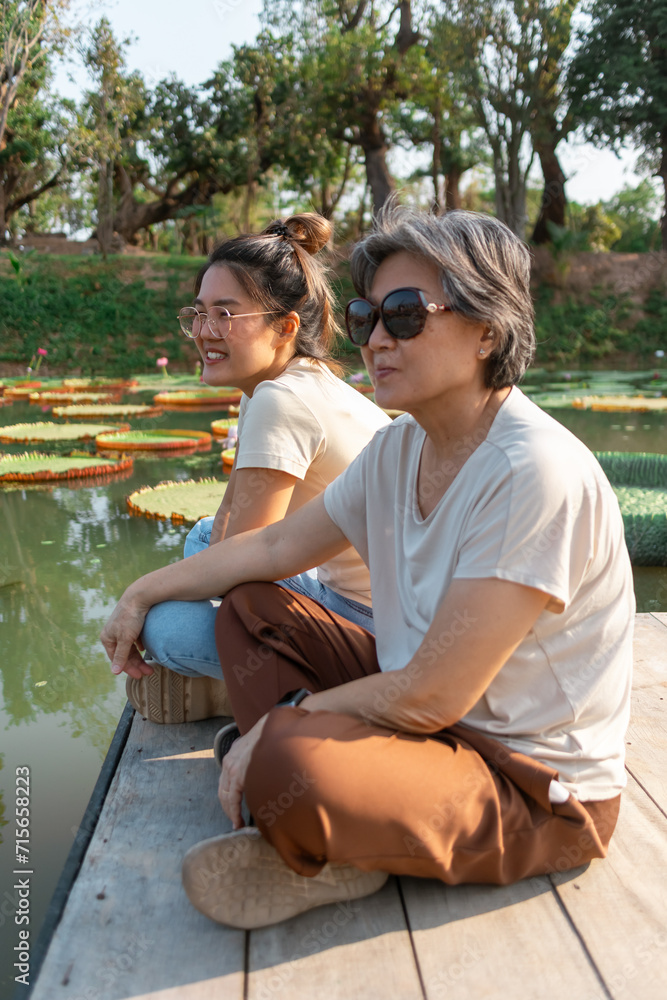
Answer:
[
  {"left": 264, "top": 0, "right": 426, "bottom": 214},
  {"left": 0, "top": 0, "right": 74, "bottom": 236},
  {"left": 568, "top": 0, "right": 667, "bottom": 250},
  {"left": 396, "top": 16, "right": 485, "bottom": 212},
  {"left": 439, "top": 0, "right": 576, "bottom": 239},
  {"left": 81, "top": 17, "right": 144, "bottom": 256}
]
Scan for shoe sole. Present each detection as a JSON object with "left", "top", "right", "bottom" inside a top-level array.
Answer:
[
  {"left": 213, "top": 722, "right": 240, "bottom": 768},
  {"left": 182, "top": 828, "right": 388, "bottom": 929},
  {"left": 126, "top": 663, "right": 233, "bottom": 724}
]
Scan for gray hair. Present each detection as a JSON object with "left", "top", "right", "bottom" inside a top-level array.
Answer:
[{"left": 349, "top": 206, "right": 535, "bottom": 388}]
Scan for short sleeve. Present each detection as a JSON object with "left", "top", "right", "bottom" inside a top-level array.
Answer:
[
  {"left": 323, "top": 444, "right": 371, "bottom": 563},
  {"left": 453, "top": 444, "right": 602, "bottom": 612},
  {"left": 235, "top": 381, "right": 324, "bottom": 480}
]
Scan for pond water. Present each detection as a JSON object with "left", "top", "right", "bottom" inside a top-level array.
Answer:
[{"left": 1, "top": 373, "right": 666, "bottom": 998}]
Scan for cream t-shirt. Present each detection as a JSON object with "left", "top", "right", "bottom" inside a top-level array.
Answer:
[
  {"left": 237, "top": 357, "right": 390, "bottom": 603},
  {"left": 324, "top": 386, "right": 635, "bottom": 800}
]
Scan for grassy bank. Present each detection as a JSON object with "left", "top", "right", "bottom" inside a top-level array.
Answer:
[{"left": 0, "top": 251, "right": 665, "bottom": 377}]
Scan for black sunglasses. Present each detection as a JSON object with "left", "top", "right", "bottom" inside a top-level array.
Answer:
[{"left": 345, "top": 287, "right": 453, "bottom": 346}]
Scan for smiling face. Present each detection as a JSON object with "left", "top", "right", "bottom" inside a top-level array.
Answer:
[
  {"left": 193, "top": 264, "right": 297, "bottom": 396},
  {"left": 360, "top": 252, "right": 491, "bottom": 417}
]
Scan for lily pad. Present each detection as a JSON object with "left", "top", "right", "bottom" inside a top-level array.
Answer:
[
  {"left": 0, "top": 452, "right": 133, "bottom": 483},
  {"left": 30, "top": 391, "right": 120, "bottom": 404},
  {"left": 596, "top": 451, "right": 667, "bottom": 566},
  {"left": 153, "top": 388, "right": 243, "bottom": 407},
  {"left": 574, "top": 396, "right": 667, "bottom": 412},
  {"left": 127, "top": 478, "right": 227, "bottom": 524},
  {"left": 0, "top": 421, "right": 131, "bottom": 443},
  {"left": 210, "top": 418, "right": 239, "bottom": 437},
  {"left": 222, "top": 447, "right": 236, "bottom": 470},
  {"left": 96, "top": 429, "right": 212, "bottom": 452},
  {"left": 52, "top": 403, "right": 164, "bottom": 419}
]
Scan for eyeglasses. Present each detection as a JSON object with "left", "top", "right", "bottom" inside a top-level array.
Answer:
[
  {"left": 345, "top": 287, "right": 453, "bottom": 346},
  {"left": 177, "top": 306, "right": 275, "bottom": 340}
]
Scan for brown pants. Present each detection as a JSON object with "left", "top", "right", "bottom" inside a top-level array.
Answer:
[{"left": 215, "top": 582, "right": 620, "bottom": 884}]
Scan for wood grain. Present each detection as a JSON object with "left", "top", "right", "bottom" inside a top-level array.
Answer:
[{"left": 31, "top": 715, "right": 244, "bottom": 1000}]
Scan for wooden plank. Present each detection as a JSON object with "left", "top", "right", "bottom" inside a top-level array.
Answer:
[
  {"left": 247, "top": 877, "right": 424, "bottom": 1000},
  {"left": 30, "top": 715, "right": 245, "bottom": 1000},
  {"left": 30, "top": 703, "right": 135, "bottom": 989},
  {"left": 625, "top": 613, "right": 667, "bottom": 812},
  {"left": 552, "top": 772, "right": 667, "bottom": 1000},
  {"left": 400, "top": 872, "right": 604, "bottom": 999}
]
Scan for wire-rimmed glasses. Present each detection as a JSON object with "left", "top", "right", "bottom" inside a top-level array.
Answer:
[{"left": 177, "top": 306, "right": 276, "bottom": 339}]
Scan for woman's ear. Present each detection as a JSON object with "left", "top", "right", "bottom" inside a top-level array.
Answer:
[
  {"left": 478, "top": 327, "right": 494, "bottom": 357},
  {"left": 279, "top": 311, "right": 300, "bottom": 343}
]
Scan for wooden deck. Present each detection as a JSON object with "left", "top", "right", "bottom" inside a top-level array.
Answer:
[{"left": 29, "top": 613, "right": 667, "bottom": 1000}]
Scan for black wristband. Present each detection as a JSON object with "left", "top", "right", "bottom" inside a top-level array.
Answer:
[{"left": 275, "top": 688, "right": 312, "bottom": 709}]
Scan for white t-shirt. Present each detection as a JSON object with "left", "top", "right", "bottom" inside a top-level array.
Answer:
[
  {"left": 237, "top": 357, "right": 390, "bottom": 603},
  {"left": 324, "top": 386, "right": 635, "bottom": 800}
]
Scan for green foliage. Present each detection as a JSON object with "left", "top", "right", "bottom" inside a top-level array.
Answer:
[
  {"left": 0, "top": 252, "right": 201, "bottom": 375},
  {"left": 568, "top": 0, "right": 667, "bottom": 247},
  {"left": 532, "top": 285, "right": 633, "bottom": 363},
  {"left": 602, "top": 181, "right": 662, "bottom": 253}
]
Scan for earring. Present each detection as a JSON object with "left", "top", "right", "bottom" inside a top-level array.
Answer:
[{"left": 479, "top": 348, "right": 486, "bottom": 356}]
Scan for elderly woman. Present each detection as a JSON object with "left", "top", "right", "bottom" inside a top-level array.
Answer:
[{"left": 102, "top": 208, "right": 633, "bottom": 930}]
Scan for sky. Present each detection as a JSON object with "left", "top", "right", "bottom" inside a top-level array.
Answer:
[{"left": 53, "top": 0, "right": 649, "bottom": 208}]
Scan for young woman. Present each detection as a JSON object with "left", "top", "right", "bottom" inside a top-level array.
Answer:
[
  {"left": 102, "top": 208, "right": 633, "bottom": 929},
  {"left": 127, "top": 213, "right": 389, "bottom": 723}
]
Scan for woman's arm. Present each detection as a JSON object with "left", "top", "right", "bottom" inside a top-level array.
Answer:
[
  {"left": 300, "top": 577, "right": 551, "bottom": 731},
  {"left": 208, "top": 456, "right": 299, "bottom": 546},
  {"left": 218, "top": 576, "right": 550, "bottom": 828},
  {"left": 100, "top": 495, "right": 350, "bottom": 677}
]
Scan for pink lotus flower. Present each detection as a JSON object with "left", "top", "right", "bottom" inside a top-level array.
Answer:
[
  {"left": 28, "top": 347, "right": 48, "bottom": 373},
  {"left": 156, "top": 356, "right": 169, "bottom": 378}
]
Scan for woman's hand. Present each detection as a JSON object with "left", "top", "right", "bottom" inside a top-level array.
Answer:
[
  {"left": 218, "top": 714, "right": 268, "bottom": 829},
  {"left": 100, "top": 587, "right": 153, "bottom": 679}
]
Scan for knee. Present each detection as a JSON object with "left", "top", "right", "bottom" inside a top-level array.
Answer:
[
  {"left": 141, "top": 603, "right": 171, "bottom": 660},
  {"left": 184, "top": 516, "right": 213, "bottom": 557}
]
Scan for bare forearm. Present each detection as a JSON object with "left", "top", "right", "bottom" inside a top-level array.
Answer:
[
  {"left": 126, "top": 496, "right": 349, "bottom": 611},
  {"left": 302, "top": 664, "right": 458, "bottom": 734},
  {"left": 208, "top": 504, "right": 230, "bottom": 545}
]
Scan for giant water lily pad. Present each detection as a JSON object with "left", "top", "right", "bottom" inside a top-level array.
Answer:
[
  {"left": 0, "top": 421, "right": 131, "bottom": 443},
  {"left": 153, "top": 388, "right": 243, "bottom": 407},
  {"left": 127, "top": 478, "right": 226, "bottom": 524},
  {"left": 595, "top": 451, "right": 667, "bottom": 566},
  {"left": 0, "top": 452, "right": 133, "bottom": 483},
  {"left": 30, "top": 391, "right": 119, "bottom": 404},
  {"left": 222, "top": 447, "right": 236, "bottom": 470},
  {"left": 96, "top": 429, "right": 212, "bottom": 452},
  {"left": 52, "top": 403, "right": 163, "bottom": 419},
  {"left": 574, "top": 395, "right": 667, "bottom": 412},
  {"left": 61, "top": 377, "right": 138, "bottom": 391},
  {"left": 210, "top": 418, "right": 238, "bottom": 437}
]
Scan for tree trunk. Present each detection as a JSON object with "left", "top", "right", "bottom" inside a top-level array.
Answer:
[
  {"left": 532, "top": 142, "right": 567, "bottom": 244},
  {"left": 444, "top": 167, "right": 463, "bottom": 211},
  {"left": 97, "top": 158, "right": 114, "bottom": 260},
  {"left": 359, "top": 119, "right": 395, "bottom": 215}
]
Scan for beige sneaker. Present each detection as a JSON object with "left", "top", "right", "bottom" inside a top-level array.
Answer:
[
  {"left": 126, "top": 662, "right": 233, "bottom": 724},
  {"left": 182, "top": 827, "right": 388, "bottom": 929}
]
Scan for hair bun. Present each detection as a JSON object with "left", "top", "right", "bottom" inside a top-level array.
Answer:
[{"left": 263, "top": 213, "right": 332, "bottom": 256}]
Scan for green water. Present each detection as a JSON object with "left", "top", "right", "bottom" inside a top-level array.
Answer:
[{"left": 1, "top": 375, "right": 666, "bottom": 997}]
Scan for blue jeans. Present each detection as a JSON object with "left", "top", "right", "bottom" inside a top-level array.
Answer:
[{"left": 141, "top": 516, "right": 375, "bottom": 680}]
